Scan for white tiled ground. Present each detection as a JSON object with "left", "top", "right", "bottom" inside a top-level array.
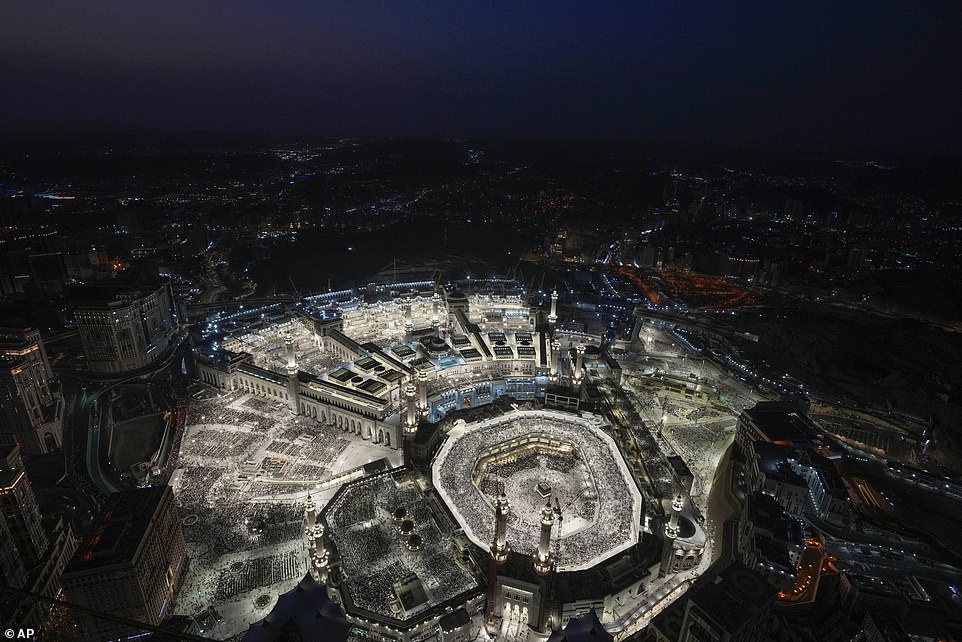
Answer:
[{"left": 169, "top": 390, "right": 402, "bottom": 639}]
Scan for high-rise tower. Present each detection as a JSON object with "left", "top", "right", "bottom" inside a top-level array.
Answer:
[
  {"left": 0, "top": 443, "right": 77, "bottom": 629},
  {"left": 0, "top": 444, "right": 47, "bottom": 566},
  {"left": 0, "top": 327, "right": 62, "bottom": 455},
  {"left": 0, "top": 444, "right": 47, "bottom": 587},
  {"left": 62, "top": 486, "right": 186, "bottom": 642},
  {"left": 71, "top": 283, "right": 177, "bottom": 374}
]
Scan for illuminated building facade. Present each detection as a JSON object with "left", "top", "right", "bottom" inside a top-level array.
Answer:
[
  {"left": 71, "top": 283, "right": 178, "bottom": 374},
  {"left": 62, "top": 486, "right": 186, "bottom": 642},
  {"left": 193, "top": 283, "right": 550, "bottom": 450},
  {"left": 0, "top": 444, "right": 47, "bottom": 567},
  {"left": 0, "top": 326, "right": 63, "bottom": 455},
  {"left": 0, "top": 444, "right": 77, "bottom": 629}
]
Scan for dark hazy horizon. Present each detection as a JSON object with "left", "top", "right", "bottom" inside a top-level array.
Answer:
[{"left": 4, "top": 1, "right": 962, "bottom": 158}]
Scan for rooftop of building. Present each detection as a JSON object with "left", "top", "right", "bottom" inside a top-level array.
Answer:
[
  {"left": 843, "top": 572, "right": 901, "bottom": 597},
  {"left": 0, "top": 445, "right": 25, "bottom": 491},
  {"left": 862, "top": 611, "right": 910, "bottom": 642},
  {"left": 65, "top": 485, "right": 171, "bottom": 574},
  {"left": 321, "top": 468, "right": 482, "bottom": 628},
  {"left": 798, "top": 450, "right": 848, "bottom": 497},
  {"left": 438, "top": 607, "right": 470, "bottom": 633},
  {"left": 650, "top": 594, "right": 687, "bottom": 642},
  {"left": 751, "top": 441, "right": 808, "bottom": 487},
  {"left": 66, "top": 282, "right": 168, "bottom": 309},
  {"left": 0, "top": 465, "right": 25, "bottom": 491},
  {"left": 546, "top": 608, "right": 613, "bottom": 642},
  {"left": 0, "top": 326, "right": 41, "bottom": 349},
  {"left": 667, "top": 455, "right": 694, "bottom": 479},
  {"left": 750, "top": 532, "right": 794, "bottom": 571},
  {"left": 742, "top": 402, "right": 820, "bottom": 446},
  {"left": 0, "top": 328, "right": 45, "bottom": 371},
  {"left": 0, "top": 443, "right": 22, "bottom": 470},
  {"left": 687, "top": 561, "right": 776, "bottom": 633},
  {"left": 914, "top": 576, "right": 962, "bottom": 616},
  {"left": 744, "top": 491, "right": 803, "bottom": 544}
]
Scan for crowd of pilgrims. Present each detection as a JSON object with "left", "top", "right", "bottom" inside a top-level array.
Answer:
[
  {"left": 437, "top": 414, "right": 636, "bottom": 568},
  {"left": 213, "top": 550, "right": 304, "bottom": 602},
  {"left": 177, "top": 466, "right": 305, "bottom": 561},
  {"left": 325, "top": 474, "right": 478, "bottom": 615},
  {"left": 174, "top": 489, "right": 305, "bottom": 616},
  {"left": 477, "top": 451, "right": 597, "bottom": 523}
]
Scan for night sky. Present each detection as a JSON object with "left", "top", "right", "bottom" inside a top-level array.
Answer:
[{"left": 4, "top": 1, "right": 961, "bottom": 156}]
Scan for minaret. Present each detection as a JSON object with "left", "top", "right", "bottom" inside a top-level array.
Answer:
[
  {"left": 417, "top": 370, "right": 428, "bottom": 418},
  {"left": 539, "top": 499, "right": 564, "bottom": 633},
  {"left": 549, "top": 339, "right": 561, "bottom": 381},
  {"left": 486, "top": 493, "right": 512, "bottom": 628},
  {"left": 305, "top": 494, "right": 329, "bottom": 582},
  {"left": 491, "top": 494, "right": 511, "bottom": 562},
  {"left": 548, "top": 288, "right": 559, "bottom": 326},
  {"left": 533, "top": 500, "right": 555, "bottom": 574},
  {"left": 404, "top": 298, "right": 414, "bottom": 339},
  {"left": 659, "top": 494, "right": 685, "bottom": 577},
  {"left": 573, "top": 344, "right": 586, "bottom": 384},
  {"left": 305, "top": 493, "right": 317, "bottom": 528},
  {"left": 285, "top": 334, "right": 299, "bottom": 413},
  {"left": 431, "top": 291, "right": 442, "bottom": 337},
  {"left": 285, "top": 334, "right": 296, "bottom": 371},
  {"left": 404, "top": 379, "right": 418, "bottom": 435}
]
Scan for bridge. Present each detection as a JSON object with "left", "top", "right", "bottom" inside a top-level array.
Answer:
[
  {"left": 185, "top": 296, "right": 295, "bottom": 320},
  {"left": 631, "top": 307, "right": 760, "bottom": 343}
]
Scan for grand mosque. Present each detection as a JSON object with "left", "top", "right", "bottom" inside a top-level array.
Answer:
[{"left": 192, "top": 279, "right": 707, "bottom": 641}]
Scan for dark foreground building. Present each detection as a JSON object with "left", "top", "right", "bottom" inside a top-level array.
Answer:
[
  {"left": 0, "top": 444, "right": 77, "bottom": 629},
  {"left": 61, "top": 485, "right": 186, "bottom": 642}
]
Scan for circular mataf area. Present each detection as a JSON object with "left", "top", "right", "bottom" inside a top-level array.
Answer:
[
  {"left": 474, "top": 440, "right": 598, "bottom": 536},
  {"left": 433, "top": 408, "right": 642, "bottom": 571}
]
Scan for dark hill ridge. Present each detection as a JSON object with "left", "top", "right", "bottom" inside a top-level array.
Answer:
[{"left": 740, "top": 305, "right": 962, "bottom": 474}]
